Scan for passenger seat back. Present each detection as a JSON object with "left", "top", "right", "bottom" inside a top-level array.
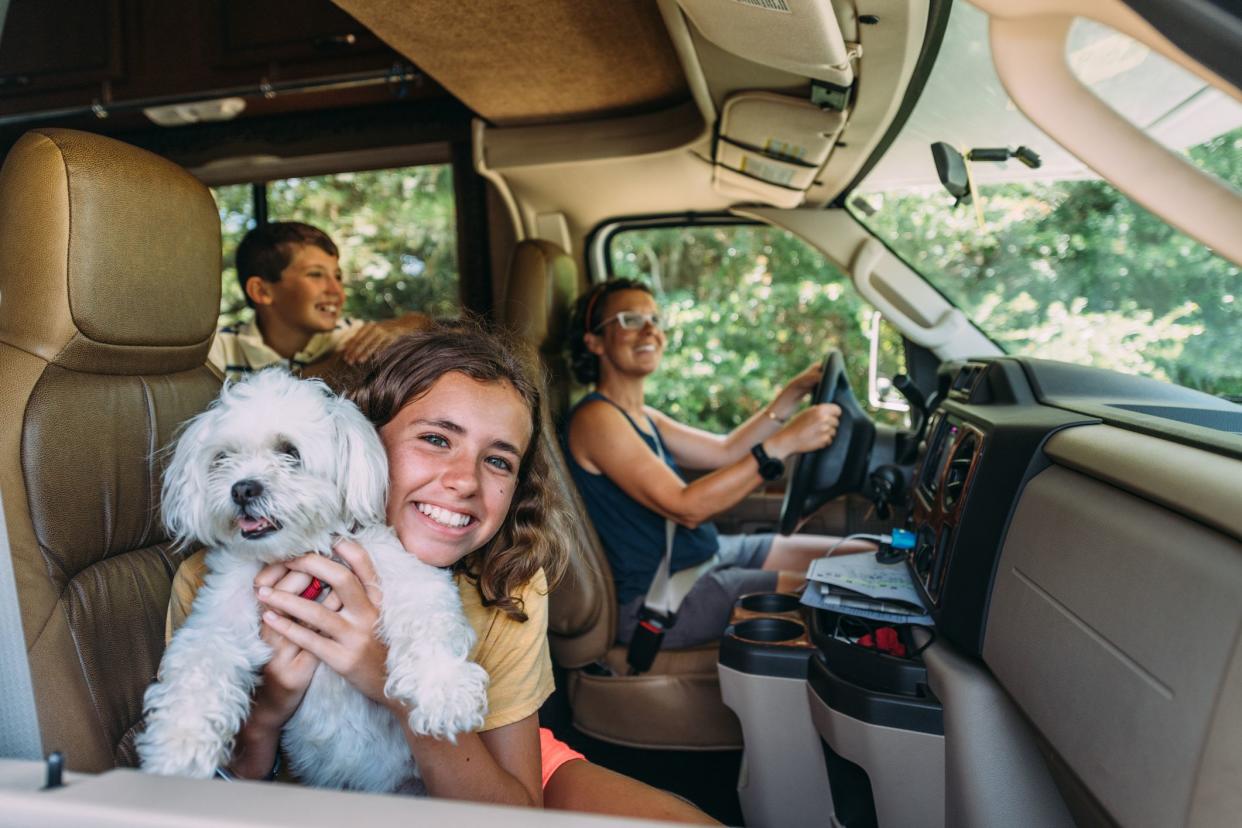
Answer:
[
  {"left": 0, "top": 129, "right": 222, "bottom": 770},
  {"left": 503, "top": 239, "right": 741, "bottom": 749}
]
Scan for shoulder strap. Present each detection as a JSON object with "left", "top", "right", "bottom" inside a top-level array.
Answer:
[
  {"left": 642, "top": 426, "right": 680, "bottom": 618},
  {"left": 590, "top": 392, "right": 657, "bottom": 443}
]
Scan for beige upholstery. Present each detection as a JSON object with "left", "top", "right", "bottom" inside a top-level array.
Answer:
[
  {"left": 503, "top": 239, "right": 742, "bottom": 749},
  {"left": 501, "top": 239, "right": 577, "bottom": 420},
  {"left": 0, "top": 129, "right": 222, "bottom": 771}
]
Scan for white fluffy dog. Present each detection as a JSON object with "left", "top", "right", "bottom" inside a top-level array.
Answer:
[{"left": 136, "top": 369, "right": 488, "bottom": 792}]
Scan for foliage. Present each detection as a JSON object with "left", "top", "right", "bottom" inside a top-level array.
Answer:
[
  {"left": 211, "top": 165, "right": 459, "bottom": 329},
  {"left": 213, "top": 183, "right": 254, "bottom": 325},
  {"left": 855, "top": 127, "right": 1242, "bottom": 398},
  {"left": 611, "top": 226, "right": 906, "bottom": 432},
  {"left": 207, "top": 123, "right": 1242, "bottom": 440}
]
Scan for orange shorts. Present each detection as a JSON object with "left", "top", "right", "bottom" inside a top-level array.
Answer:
[{"left": 539, "top": 727, "right": 586, "bottom": 789}]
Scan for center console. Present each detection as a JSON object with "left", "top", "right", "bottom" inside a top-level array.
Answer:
[
  {"left": 907, "top": 360, "right": 1091, "bottom": 655},
  {"left": 717, "top": 593, "right": 831, "bottom": 828},
  {"left": 718, "top": 593, "right": 944, "bottom": 828},
  {"left": 719, "top": 359, "right": 1096, "bottom": 828}
]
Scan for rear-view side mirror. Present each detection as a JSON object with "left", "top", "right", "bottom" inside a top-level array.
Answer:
[{"left": 931, "top": 142, "right": 971, "bottom": 205}]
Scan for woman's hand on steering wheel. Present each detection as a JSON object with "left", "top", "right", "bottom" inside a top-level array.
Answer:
[
  {"left": 768, "top": 403, "right": 842, "bottom": 459},
  {"left": 771, "top": 362, "right": 825, "bottom": 419}
]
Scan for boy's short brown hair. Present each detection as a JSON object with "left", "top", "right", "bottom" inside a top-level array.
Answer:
[{"left": 235, "top": 222, "right": 339, "bottom": 309}]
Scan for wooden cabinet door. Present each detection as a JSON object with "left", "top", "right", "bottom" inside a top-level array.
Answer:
[
  {"left": 210, "top": 0, "right": 386, "bottom": 69},
  {"left": 0, "top": 0, "right": 124, "bottom": 97}
]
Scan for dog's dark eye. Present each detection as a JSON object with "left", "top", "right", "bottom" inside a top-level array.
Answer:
[
  {"left": 211, "top": 451, "right": 228, "bottom": 467},
  {"left": 277, "top": 441, "right": 301, "bottom": 463}
]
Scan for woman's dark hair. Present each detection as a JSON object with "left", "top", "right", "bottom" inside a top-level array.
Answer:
[
  {"left": 348, "top": 319, "right": 569, "bottom": 621},
  {"left": 566, "top": 278, "right": 654, "bottom": 385},
  {"left": 235, "top": 221, "right": 339, "bottom": 309}
]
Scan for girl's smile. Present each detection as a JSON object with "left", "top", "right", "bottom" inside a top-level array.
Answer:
[{"left": 379, "top": 372, "right": 532, "bottom": 568}]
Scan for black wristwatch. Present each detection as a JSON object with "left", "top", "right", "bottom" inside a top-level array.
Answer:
[{"left": 751, "top": 442, "right": 785, "bottom": 481}]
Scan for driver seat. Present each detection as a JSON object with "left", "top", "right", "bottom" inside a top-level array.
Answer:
[{"left": 503, "top": 239, "right": 742, "bottom": 749}]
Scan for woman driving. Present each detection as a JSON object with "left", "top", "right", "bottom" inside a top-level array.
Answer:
[{"left": 565, "top": 278, "right": 871, "bottom": 649}]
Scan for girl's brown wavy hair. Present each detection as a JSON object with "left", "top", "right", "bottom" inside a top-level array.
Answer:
[{"left": 348, "top": 319, "right": 569, "bottom": 621}]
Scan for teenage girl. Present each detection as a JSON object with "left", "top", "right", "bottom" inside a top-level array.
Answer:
[{"left": 167, "top": 322, "right": 717, "bottom": 823}]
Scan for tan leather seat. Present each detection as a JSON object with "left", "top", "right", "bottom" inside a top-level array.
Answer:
[
  {"left": 503, "top": 239, "right": 741, "bottom": 749},
  {"left": 501, "top": 239, "right": 578, "bottom": 420},
  {"left": 0, "top": 129, "right": 222, "bottom": 771}
]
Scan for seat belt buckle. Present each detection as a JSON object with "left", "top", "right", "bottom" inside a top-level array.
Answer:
[{"left": 626, "top": 607, "right": 673, "bottom": 675}]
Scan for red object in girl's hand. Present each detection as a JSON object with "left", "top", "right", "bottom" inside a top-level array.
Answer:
[{"left": 299, "top": 577, "right": 326, "bottom": 602}]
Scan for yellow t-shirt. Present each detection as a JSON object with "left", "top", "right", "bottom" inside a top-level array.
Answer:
[{"left": 165, "top": 550, "right": 554, "bottom": 731}]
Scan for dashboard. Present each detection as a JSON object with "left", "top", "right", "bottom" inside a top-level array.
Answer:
[
  {"left": 904, "top": 355, "right": 1242, "bottom": 657},
  {"left": 792, "top": 354, "right": 1242, "bottom": 828}
]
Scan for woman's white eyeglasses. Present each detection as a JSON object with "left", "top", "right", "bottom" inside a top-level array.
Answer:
[{"left": 594, "top": 311, "right": 663, "bottom": 331}]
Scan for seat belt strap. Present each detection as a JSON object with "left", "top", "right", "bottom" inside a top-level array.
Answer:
[
  {"left": 0, "top": 493, "right": 45, "bottom": 760},
  {"left": 643, "top": 512, "right": 678, "bottom": 618},
  {"left": 626, "top": 420, "right": 711, "bottom": 675}
]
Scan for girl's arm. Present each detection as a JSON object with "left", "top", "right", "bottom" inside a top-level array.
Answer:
[
  {"left": 255, "top": 544, "right": 542, "bottom": 806},
  {"left": 398, "top": 713, "right": 543, "bottom": 806},
  {"left": 225, "top": 565, "right": 330, "bottom": 779},
  {"left": 649, "top": 362, "right": 824, "bottom": 470},
  {"left": 568, "top": 397, "right": 841, "bottom": 529}
]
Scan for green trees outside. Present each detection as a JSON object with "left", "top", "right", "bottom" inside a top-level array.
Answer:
[
  {"left": 855, "top": 128, "right": 1242, "bottom": 399},
  {"left": 611, "top": 225, "right": 906, "bottom": 432},
  {"left": 209, "top": 139, "right": 1241, "bottom": 434}
]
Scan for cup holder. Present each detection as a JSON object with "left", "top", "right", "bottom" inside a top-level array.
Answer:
[
  {"left": 733, "top": 617, "right": 805, "bottom": 643},
  {"left": 739, "top": 592, "right": 800, "bottom": 614}
]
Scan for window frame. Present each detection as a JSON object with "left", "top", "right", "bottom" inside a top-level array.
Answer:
[
  {"left": 592, "top": 213, "right": 912, "bottom": 428},
  {"left": 587, "top": 212, "right": 756, "bottom": 283},
  {"left": 207, "top": 147, "right": 489, "bottom": 318}
]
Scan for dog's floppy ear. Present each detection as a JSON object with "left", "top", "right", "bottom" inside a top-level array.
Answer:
[
  {"left": 160, "top": 405, "right": 215, "bottom": 547},
  {"left": 331, "top": 395, "right": 389, "bottom": 527}
]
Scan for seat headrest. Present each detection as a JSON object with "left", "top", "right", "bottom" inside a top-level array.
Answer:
[
  {"left": 0, "top": 129, "right": 220, "bottom": 375},
  {"left": 502, "top": 239, "right": 577, "bottom": 352}
]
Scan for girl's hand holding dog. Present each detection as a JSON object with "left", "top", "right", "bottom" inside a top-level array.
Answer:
[
  {"left": 250, "top": 562, "right": 344, "bottom": 725},
  {"left": 256, "top": 540, "right": 393, "bottom": 708},
  {"left": 225, "top": 562, "right": 346, "bottom": 780}
]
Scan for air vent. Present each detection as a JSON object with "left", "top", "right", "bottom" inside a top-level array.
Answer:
[
  {"left": 941, "top": 433, "right": 978, "bottom": 511},
  {"left": 917, "top": 416, "right": 953, "bottom": 504},
  {"left": 950, "top": 363, "right": 987, "bottom": 401}
]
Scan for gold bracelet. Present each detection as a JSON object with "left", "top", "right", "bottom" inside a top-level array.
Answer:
[{"left": 766, "top": 409, "right": 789, "bottom": 425}]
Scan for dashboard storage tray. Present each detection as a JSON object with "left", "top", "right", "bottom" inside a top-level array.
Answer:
[{"left": 808, "top": 608, "right": 931, "bottom": 698}]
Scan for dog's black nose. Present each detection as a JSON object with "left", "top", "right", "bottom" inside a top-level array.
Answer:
[{"left": 231, "top": 479, "right": 264, "bottom": 505}]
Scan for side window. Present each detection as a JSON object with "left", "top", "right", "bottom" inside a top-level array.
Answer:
[
  {"left": 210, "top": 164, "right": 458, "bottom": 328},
  {"left": 212, "top": 183, "right": 257, "bottom": 326},
  {"left": 608, "top": 224, "right": 905, "bottom": 431}
]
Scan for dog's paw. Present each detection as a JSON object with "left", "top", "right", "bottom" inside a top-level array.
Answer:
[
  {"left": 402, "top": 661, "right": 489, "bottom": 741},
  {"left": 137, "top": 728, "right": 229, "bottom": 779}
]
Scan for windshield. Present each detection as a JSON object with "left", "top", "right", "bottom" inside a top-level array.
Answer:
[{"left": 849, "top": 2, "right": 1242, "bottom": 399}]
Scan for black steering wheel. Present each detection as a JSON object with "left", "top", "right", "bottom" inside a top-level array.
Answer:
[{"left": 778, "top": 350, "right": 876, "bottom": 535}]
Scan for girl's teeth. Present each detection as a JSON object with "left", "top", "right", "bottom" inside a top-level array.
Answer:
[{"left": 417, "top": 503, "right": 470, "bottom": 527}]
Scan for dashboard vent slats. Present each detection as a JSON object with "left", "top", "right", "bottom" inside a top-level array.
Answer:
[{"left": 942, "top": 433, "right": 978, "bottom": 511}]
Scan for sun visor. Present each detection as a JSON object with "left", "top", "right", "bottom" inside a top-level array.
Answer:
[
  {"left": 712, "top": 92, "right": 846, "bottom": 208},
  {"left": 676, "top": 0, "right": 856, "bottom": 87}
]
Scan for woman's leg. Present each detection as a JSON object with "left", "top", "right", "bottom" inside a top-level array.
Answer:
[
  {"left": 543, "top": 757, "right": 721, "bottom": 824},
  {"left": 615, "top": 567, "right": 778, "bottom": 649},
  {"left": 761, "top": 535, "right": 877, "bottom": 592}
]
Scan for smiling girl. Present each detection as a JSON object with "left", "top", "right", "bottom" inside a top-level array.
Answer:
[{"left": 166, "top": 322, "right": 716, "bottom": 822}]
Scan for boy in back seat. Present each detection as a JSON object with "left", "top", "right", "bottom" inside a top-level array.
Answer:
[{"left": 209, "top": 221, "right": 429, "bottom": 383}]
